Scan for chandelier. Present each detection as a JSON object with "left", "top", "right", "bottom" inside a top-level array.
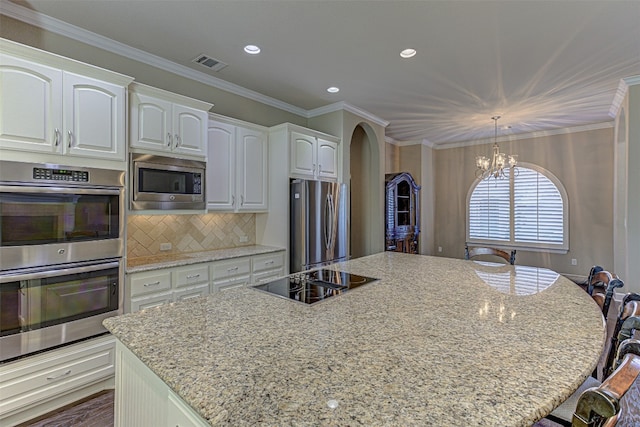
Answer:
[{"left": 475, "top": 116, "right": 517, "bottom": 180}]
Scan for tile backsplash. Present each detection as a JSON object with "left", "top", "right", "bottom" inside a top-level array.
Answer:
[{"left": 127, "top": 213, "right": 256, "bottom": 258}]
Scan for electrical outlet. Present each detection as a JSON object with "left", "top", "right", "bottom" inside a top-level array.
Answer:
[
  {"left": 160, "top": 243, "right": 172, "bottom": 251},
  {"left": 239, "top": 236, "right": 249, "bottom": 243},
  {"left": 438, "top": 246, "right": 443, "bottom": 253},
  {"left": 571, "top": 258, "right": 577, "bottom": 266}
]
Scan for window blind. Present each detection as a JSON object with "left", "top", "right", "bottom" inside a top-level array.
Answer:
[{"left": 469, "top": 172, "right": 510, "bottom": 241}]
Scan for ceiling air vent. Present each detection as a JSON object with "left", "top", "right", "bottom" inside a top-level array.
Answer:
[{"left": 192, "top": 54, "right": 228, "bottom": 72}]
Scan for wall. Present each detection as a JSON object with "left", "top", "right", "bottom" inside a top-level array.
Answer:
[
  {"left": 614, "top": 80, "right": 640, "bottom": 293},
  {"left": 433, "top": 127, "right": 615, "bottom": 276},
  {"left": 127, "top": 213, "right": 255, "bottom": 258}
]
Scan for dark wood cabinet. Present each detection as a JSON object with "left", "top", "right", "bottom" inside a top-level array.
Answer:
[{"left": 385, "top": 172, "right": 420, "bottom": 254}]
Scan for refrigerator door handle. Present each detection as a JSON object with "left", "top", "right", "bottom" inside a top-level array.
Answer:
[{"left": 324, "top": 193, "right": 331, "bottom": 250}]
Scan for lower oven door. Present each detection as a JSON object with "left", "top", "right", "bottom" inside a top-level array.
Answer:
[{"left": 0, "top": 259, "right": 122, "bottom": 362}]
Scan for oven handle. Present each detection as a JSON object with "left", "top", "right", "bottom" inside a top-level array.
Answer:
[
  {"left": 0, "top": 260, "right": 121, "bottom": 283},
  {"left": 0, "top": 185, "right": 121, "bottom": 195}
]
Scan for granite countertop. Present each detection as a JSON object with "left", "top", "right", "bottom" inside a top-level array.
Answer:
[
  {"left": 105, "top": 252, "right": 606, "bottom": 426},
  {"left": 126, "top": 244, "right": 284, "bottom": 273}
]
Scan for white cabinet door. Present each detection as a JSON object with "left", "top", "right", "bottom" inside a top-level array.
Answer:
[
  {"left": 130, "top": 92, "right": 172, "bottom": 152},
  {"left": 290, "top": 131, "right": 317, "bottom": 177},
  {"left": 63, "top": 72, "right": 126, "bottom": 161},
  {"left": 206, "top": 121, "right": 236, "bottom": 210},
  {"left": 0, "top": 55, "right": 63, "bottom": 153},
  {"left": 317, "top": 138, "right": 338, "bottom": 179},
  {"left": 173, "top": 104, "right": 206, "bottom": 157},
  {"left": 236, "top": 127, "right": 268, "bottom": 211}
]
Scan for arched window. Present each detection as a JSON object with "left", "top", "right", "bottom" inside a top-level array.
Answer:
[{"left": 467, "top": 163, "right": 568, "bottom": 252}]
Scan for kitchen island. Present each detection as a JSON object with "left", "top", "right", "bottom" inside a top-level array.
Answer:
[{"left": 104, "top": 252, "right": 606, "bottom": 426}]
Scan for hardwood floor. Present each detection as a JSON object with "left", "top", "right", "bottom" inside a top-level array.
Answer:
[{"left": 18, "top": 390, "right": 114, "bottom": 427}]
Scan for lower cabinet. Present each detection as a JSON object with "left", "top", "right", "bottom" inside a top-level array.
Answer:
[
  {"left": 0, "top": 334, "right": 115, "bottom": 426},
  {"left": 126, "top": 250, "right": 285, "bottom": 313},
  {"left": 115, "top": 341, "right": 208, "bottom": 427},
  {"left": 127, "top": 264, "right": 210, "bottom": 313}
]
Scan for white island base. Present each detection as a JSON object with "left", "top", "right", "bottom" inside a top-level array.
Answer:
[{"left": 115, "top": 341, "right": 208, "bottom": 427}]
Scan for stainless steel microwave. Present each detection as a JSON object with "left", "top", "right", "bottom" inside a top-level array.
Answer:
[{"left": 130, "top": 153, "right": 206, "bottom": 210}]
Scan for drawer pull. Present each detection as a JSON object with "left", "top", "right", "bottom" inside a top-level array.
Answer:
[
  {"left": 264, "top": 260, "right": 275, "bottom": 265},
  {"left": 47, "top": 369, "right": 71, "bottom": 381},
  {"left": 227, "top": 266, "right": 239, "bottom": 272},
  {"left": 144, "top": 281, "right": 161, "bottom": 287},
  {"left": 186, "top": 274, "right": 201, "bottom": 279}
]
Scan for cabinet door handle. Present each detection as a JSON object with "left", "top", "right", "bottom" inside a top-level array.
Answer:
[
  {"left": 186, "top": 274, "right": 200, "bottom": 279},
  {"left": 232, "top": 195, "right": 235, "bottom": 206},
  {"left": 47, "top": 369, "right": 71, "bottom": 381},
  {"left": 167, "top": 133, "right": 172, "bottom": 147},
  {"left": 67, "top": 130, "right": 73, "bottom": 148},
  {"left": 318, "top": 164, "right": 322, "bottom": 173},
  {"left": 240, "top": 195, "right": 244, "bottom": 206},
  {"left": 144, "top": 281, "right": 161, "bottom": 287},
  {"left": 54, "top": 128, "right": 60, "bottom": 146},
  {"left": 175, "top": 134, "right": 181, "bottom": 147}
]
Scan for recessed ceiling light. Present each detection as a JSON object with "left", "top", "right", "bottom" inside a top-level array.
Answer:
[
  {"left": 327, "top": 87, "right": 340, "bottom": 93},
  {"left": 400, "top": 48, "right": 417, "bottom": 58},
  {"left": 244, "top": 45, "right": 261, "bottom": 54}
]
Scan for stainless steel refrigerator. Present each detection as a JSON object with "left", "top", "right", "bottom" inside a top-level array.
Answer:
[{"left": 290, "top": 179, "right": 347, "bottom": 273}]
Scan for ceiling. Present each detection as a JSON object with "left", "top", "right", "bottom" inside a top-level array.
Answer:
[{"left": 5, "top": 0, "right": 640, "bottom": 146}]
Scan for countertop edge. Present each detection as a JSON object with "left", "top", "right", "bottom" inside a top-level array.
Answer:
[{"left": 125, "top": 245, "right": 285, "bottom": 273}]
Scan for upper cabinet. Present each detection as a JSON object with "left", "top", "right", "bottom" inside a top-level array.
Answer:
[
  {"left": 0, "top": 40, "right": 133, "bottom": 163},
  {"left": 207, "top": 116, "right": 268, "bottom": 212},
  {"left": 290, "top": 130, "right": 339, "bottom": 180},
  {"left": 129, "top": 83, "right": 212, "bottom": 159}
]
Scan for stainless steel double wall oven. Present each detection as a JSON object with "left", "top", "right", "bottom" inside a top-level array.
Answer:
[{"left": 0, "top": 161, "right": 125, "bottom": 362}]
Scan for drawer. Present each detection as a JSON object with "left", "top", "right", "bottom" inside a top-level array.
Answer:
[
  {"left": 129, "top": 270, "right": 171, "bottom": 297},
  {"left": 174, "top": 264, "right": 209, "bottom": 288},
  {"left": 210, "top": 257, "right": 251, "bottom": 281},
  {"left": 130, "top": 291, "right": 173, "bottom": 312},
  {"left": 174, "top": 283, "right": 209, "bottom": 303},
  {"left": 252, "top": 252, "right": 285, "bottom": 274},
  {"left": 253, "top": 268, "right": 285, "bottom": 285},
  {"left": 0, "top": 335, "right": 115, "bottom": 416},
  {"left": 212, "top": 274, "right": 251, "bottom": 292}
]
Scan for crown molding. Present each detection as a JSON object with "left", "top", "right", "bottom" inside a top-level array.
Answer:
[
  {"left": 386, "top": 138, "right": 436, "bottom": 148},
  {"left": 433, "top": 121, "right": 614, "bottom": 150},
  {"left": 1, "top": 1, "right": 307, "bottom": 117},
  {"left": 609, "top": 75, "right": 640, "bottom": 118},
  {"left": 307, "top": 102, "right": 389, "bottom": 127}
]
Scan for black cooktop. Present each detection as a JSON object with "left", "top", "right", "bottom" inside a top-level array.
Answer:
[{"left": 253, "top": 269, "right": 379, "bottom": 305}]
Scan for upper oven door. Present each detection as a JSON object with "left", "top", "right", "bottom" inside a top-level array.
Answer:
[{"left": 0, "top": 185, "right": 124, "bottom": 270}]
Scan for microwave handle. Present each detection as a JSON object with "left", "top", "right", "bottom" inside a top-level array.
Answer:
[
  {"left": 0, "top": 260, "right": 120, "bottom": 283},
  {"left": 0, "top": 185, "right": 121, "bottom": 196}
]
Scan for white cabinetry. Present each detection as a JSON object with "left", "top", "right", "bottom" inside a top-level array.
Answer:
[
  {"left": 207, "top": 116, "right": 268, "bottom": 212},
  {"left": 0, "top": 39, "right": 133, "bottom": 165},
  {"left": 290, "top": 130, "right": 339, "bottom": 180},
  {"left": 130, "top": 83, "right": 212, "bottom": 159},
  {"left": 115, "top": 341, "right": 209, "bottom": 427},
  {"left": 0, "top": 335, "right": 115, "bottom": 426},
  {"left": 126, "top": 250, "right": 285, "bottom": 312},
  {"left": 127, "top": 264, "right": 210, "bottom": 313},
  {"left": 210, "top": 257, "right": 252, "bottom": 292},
  {"left": 251, "top": 251, "right": 285, "bottom": 284}
]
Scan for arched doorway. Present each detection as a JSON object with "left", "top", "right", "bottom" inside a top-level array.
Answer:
[{"left": 349, "top": 123, "right": 381, "bottom": 259}]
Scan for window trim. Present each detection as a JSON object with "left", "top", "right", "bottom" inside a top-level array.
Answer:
[{"left": 466, "top": 162, "right": 569, "bottom": 253}]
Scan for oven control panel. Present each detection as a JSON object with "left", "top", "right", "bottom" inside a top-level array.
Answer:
[{"left": 33, "top": 167, "right": 89, "bottom": 182}]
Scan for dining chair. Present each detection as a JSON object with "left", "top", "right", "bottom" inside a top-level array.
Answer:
[
  {"left": 544, "top": 279, "right": 629, "bottom": 426},
  {"left": 586, "top": 268, "right": 625, "bottom": 322},
  {"left": 464, "top": 245, "right": 516, "bottom": 265},
  {"left": 572, "top": 339, "right": 640, "bottom": 427},
  {"left": 602, "top": 293, "right": 640, "bottom": 379}
]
